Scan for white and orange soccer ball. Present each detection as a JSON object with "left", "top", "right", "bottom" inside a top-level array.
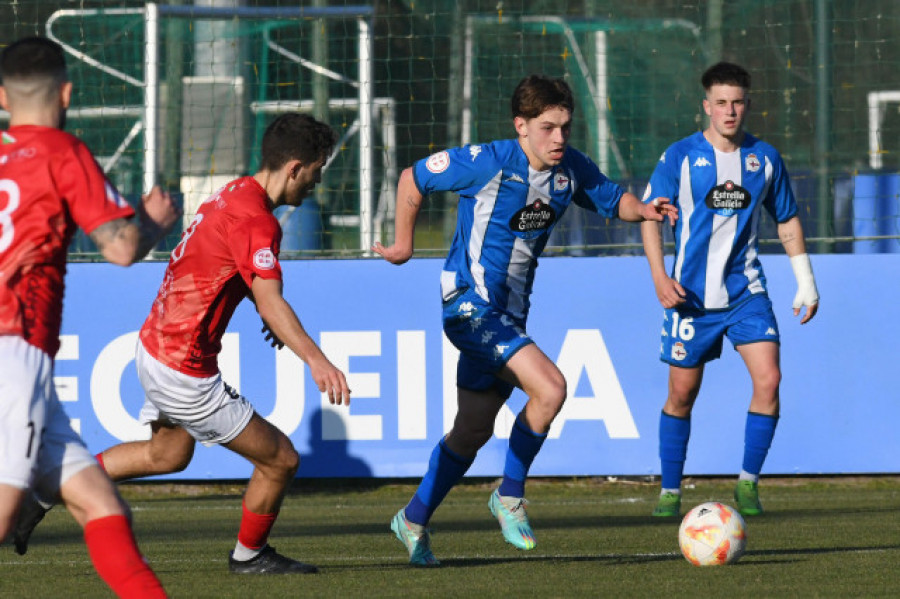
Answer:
[{"left": 678, "top": 502, "right": 747, "bottom": 566}]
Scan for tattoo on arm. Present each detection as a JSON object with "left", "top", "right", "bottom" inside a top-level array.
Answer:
[
  {"left": 89, "top": 218, "right": 133, "bottom": 254},
  {"left": 779, "top": 230, "right": 796, "bottom": 244},
  {"left": 405, "top": 193, "right": 421, "bottom": 210},
  {"left": 89, "top": 217, "right": 165, "bottom": 262}
]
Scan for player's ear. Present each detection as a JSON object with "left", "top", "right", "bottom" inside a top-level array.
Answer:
[
  {"left": 287, "top": 159, "right": 303, "bottom": 180},
  {"left": 0, "top": 86, "right": 8, "bottom": 112},
  {"left": 513, "top": 115, "right": 528, "bottom": 137},
  {"left": 60, "top": 81, "right": 73, "bottom": 109}
]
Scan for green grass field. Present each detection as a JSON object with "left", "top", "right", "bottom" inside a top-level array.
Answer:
[{"left": 2, "top": 476, "right": 898, "bottom": 598}]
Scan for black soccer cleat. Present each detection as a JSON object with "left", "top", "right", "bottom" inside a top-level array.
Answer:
[
  {"left": 228, "top": 545, "right": 319, "bottom": 574},
  {"left": 13, "top": 496, "right": 52, "bottom": 556}
]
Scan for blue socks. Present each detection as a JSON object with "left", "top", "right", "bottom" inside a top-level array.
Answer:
[
  {"left": 743, "top": 411, "right": 779, "bottom": 476},
  {"left": 497, "top": 413, "right": 547, "bottom": 498},
  {"left": 404, "top": 412, "right": 548, "bottom": 525},
  {"left": 404, "top": 438, "right": 473, "bottom": 526},
  {"left": 659, "top": 411, "right": 691, "bottom": 491}
]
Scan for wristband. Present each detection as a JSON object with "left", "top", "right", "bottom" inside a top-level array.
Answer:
[{"left": 790, "top": 253, "right": 819, "bottom": 308}]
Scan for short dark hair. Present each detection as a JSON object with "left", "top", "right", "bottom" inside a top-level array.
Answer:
[
  {"left": 259, "top": 113, "right": 338, "bottom": 171},
  {"left": 701, "top": 62, "right": 750, "bottom": 91},
  {"left": 511, "top": 75, "right": 575, "bottom": 120},
  {"left": 0, "top": 36, "right": 67, "bottom": 84}
]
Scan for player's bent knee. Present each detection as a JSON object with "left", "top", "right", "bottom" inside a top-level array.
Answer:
[{"left": 273, "top": 444, "right": 300, "bottom": 477}]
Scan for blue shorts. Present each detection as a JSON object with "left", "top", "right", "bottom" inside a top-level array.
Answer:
[
  {"left": 442, "top": 288, "right": 533, "bottom": 399},
  {"left": 659, "top": 293, "right": 779, "bottom": 368}
]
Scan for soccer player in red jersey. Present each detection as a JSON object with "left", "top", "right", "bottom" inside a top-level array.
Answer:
[
  {"left": 28, "top": 112, "right": 349, "bottom": 574},
  {"left": 0, "top": 37, "right": 179, "bottom": 597}
]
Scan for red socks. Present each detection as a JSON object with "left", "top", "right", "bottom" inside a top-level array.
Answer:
[
  {"left": 237, "top": 501, "right": 278, "bottom": 550},
  {"left": 83, "top": 515, "right": 166, "bottom": 598}
]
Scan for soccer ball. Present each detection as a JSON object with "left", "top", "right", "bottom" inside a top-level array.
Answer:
[{"left": 678, "top": 502, "right": 747, "bottom": 566}]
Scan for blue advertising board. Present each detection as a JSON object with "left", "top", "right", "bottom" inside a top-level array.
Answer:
[{"left": 57, "top": 254, "right": 899, "bottom": 479}]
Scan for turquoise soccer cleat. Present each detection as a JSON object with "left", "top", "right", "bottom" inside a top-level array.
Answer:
[
  {"left": 488, "top": 489, "right": 536, "bottom": 550},
  {"left": 390, "top": 509, "right": 440, "bottom": 567}
]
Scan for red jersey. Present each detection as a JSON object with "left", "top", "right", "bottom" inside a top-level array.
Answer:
[
  {"left": 140, "top": 176, "right": 282, "bottom": 376},
  {"left": 0, "top": 126, "right": 134, "bottom": 357}
]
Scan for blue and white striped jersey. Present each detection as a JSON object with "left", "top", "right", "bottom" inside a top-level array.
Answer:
[
  {"left": 643, "top": 131, "right": 798, "bottom": 310},
  {"left": 414, "top": 139, "right": 624, "bottom": 320}
]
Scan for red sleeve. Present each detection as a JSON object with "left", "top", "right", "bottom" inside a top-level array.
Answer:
[
  {"left": 230, "top": 214, "right": 283, "bottom": 287},
  {"left": 55, "top": 138, "right": 135, "bottom": 233}
]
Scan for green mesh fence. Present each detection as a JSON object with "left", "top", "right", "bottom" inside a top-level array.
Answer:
[{"left": 1, "top": 0, "right": 898, "bottom": 258}]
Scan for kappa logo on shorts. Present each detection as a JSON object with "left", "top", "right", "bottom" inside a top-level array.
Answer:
[
  {"left": 425, "top": 151, "right": 450, "bottom": 173},
  {"left": 765, "top": 327, "right": 777, "bottom": 336},
  {"left": 253, "top": 248, "right": 277, "bottom": 270},
  {"left": 481, "top": 330, "right": 496, "bottom": 344},
  {"left": 458, "top": 301, "right": 475, "bottom": 317},
  {"left": 494, "top": 344, "right": 509, "bottom": 358}
]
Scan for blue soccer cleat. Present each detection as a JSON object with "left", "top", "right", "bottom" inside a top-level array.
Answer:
[
  {"left": 488, "top": 489, "right": 536, "bottom": 550},
  {"left": 390, "top": 509, "right": 440, "bottom": 567}
]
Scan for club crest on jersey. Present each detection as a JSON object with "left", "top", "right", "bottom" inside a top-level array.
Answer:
[
  {"left": 705, "top": 180, "right": 750, "bottom": 216},
  {"left": 553, "top": 171, "right": 570, "bottom": 191},
  {"left": 509, "top": 198, "right": 556, "bottom": 239},
  {"left": 425, "top": 151, "right": 450, "bottom": 173},
  {"left": 253, "top": 248, "right": 277, "bottom": 270},
  {"left": 745, "top": 153, "right": 761, "bottom": 172}
]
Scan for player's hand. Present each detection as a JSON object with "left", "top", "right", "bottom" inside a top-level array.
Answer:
[
  {"left": 261, "top": 322, "right": 284, "bottom": 349},
  {"left": 654, "top": 274, "right": 687, "bottom": 308},
  {"left": 309, "top": 357, "right": 351, "bottom": 406},
  {"left": 790, "top": 254, "right": 819, "bottom": 325},
  {"left": 644, "top": 197, "right": 678, "bottom": 226},
  {"left": 792, "top": 294, "right": 819, "bottom": 324},
  {"left": 140, "top": 186, "right": 181, "bottom": 233},
  {"left": 372, "top": 241, "right": 413, "bottom": 265}
]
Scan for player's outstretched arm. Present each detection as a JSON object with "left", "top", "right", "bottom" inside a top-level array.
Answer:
[
  {"left": 90, "top": 186, "right": 181, "bottom": 266},
  {"left": 372, "top": 167, "right": 424, "bottom": 264},
  {"left": 618, "top": 192, "right": 678, "bottom": 225},
  {"left": 251, "top": 276, "right": 350, "bottom": 405},
  {"left": 641, "top": 219, "right": 686, "bottom": 308},
  {"left": 777, "top": 216, "right": 819, "bottom": 324}
]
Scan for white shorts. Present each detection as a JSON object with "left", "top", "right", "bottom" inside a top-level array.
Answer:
[
  {"left": 135, "top": 340, "right": 254, "bottom": 446},
  {"left": 0, "top": 336, "right": 95, "bottom": 503}
]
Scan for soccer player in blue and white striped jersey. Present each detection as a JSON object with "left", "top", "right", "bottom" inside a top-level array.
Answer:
[
  {"left": 641, "top": 62, "right": 819, "bottom": 518},
  {"left": 375, "top": 74, "right": 676, "bottom": 565}
]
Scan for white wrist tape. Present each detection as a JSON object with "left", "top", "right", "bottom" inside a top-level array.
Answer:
[{"left": 790, "top": 253, "right": 819, "bottom": 308}]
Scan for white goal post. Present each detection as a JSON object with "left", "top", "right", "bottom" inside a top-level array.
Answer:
[
  {"left": 868, "top": 90, "right": 900, "bottom": 170},
  {"left": 44, "top": 2, "right": 389, "bottom": 252}
]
